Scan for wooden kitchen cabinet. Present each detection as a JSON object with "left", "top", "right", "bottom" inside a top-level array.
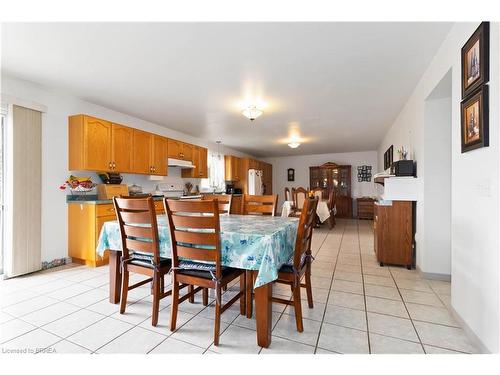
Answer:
[
  {"left": 357, "top": 197, "right": 375, "bottom": 219},
  {"left": 69, "top": 115, "right": 112, "bottom": 171},
  {"left": 151, "top": 135, "right": 168, "bottom": 175},
  {"left": 168, "top": 139, "right": 193, "bottom": 161},
  {"left": 132, "top": 129, "right": 152, "bottom": 174},
  {"left": 68, "top": 201, "right": 165, "bottom": 267},
  {"left": 374, "top": 201, "right": 414, "bottom": 269},
  {"left": 110, "top": 124, "right": 133, "bottom": 173},
  {"left": 224, "top": 155, "right": 241, "bottom": 181},
  {"left": 182, "top": 145, "right": 208, "bottom": 178}
]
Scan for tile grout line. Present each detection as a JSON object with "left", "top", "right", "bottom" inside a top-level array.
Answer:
[
  {"left": 387, "top": 266, "right": 427, "bottom": 354},
  {"left": 356, "top": 219, "right": 372, "bottom": 354},
  {"left": 313, "top": 220, "right": 346, "bottom": 354}
]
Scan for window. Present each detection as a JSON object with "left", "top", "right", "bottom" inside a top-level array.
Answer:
[
  {"left": 200, "top": 149, "right": 225, "bottom": 192},
  {"left": 0, "top": 106, "right": 5, "bottom": 275}
]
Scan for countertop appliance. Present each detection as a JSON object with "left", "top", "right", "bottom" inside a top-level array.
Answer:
[
  {"left": 248, "top": 169, "right": 263, "bottom": 195},
  {"left": 391, "top": 160, "right": 415, "bottom": 177}
]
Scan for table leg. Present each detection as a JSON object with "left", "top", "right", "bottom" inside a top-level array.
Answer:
[
  {"left": 108, "top": 250, "right": 122, "bottom": 304},
  {"left": 254, "top": 281, "right": 272, "bottom": 348}
]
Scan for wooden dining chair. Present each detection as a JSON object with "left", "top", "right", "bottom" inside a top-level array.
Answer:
[
  {"left": 274, "top": 196, "right": 318, "bottom": 331},
  {"left": 164, "top": 199, "right": 246, "bottom": 346},
  {"left": 291, "top": 187, "right": 308, "bottom": 217},
  {"left": 284, "top": 187, "right": 291, "bottom": 202},
  {"left": 244, "top": 197, "right": 318, "bottom": 331},
  {"left": 311, "top": 187, "right": 324, "bottom": 200},
  {"left": 202, "top": 194, "right": 233, "bottom": 214},
  {"left": 241, "top": 194, "right": 278, "bottom": 216},
  {"left": 327, "top": 188, "right": 337, "bottom": 229},
  {"left": 113, "top": 196, "right": 172, "bottom": 327}
]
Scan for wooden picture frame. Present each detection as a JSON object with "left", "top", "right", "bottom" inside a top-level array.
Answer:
[
  {"left": 462, "top": 22, "right": 489, "bottom": 99},
  {"left": 287, "top": 168, "right": 295, "bottom": 182},
  {"left": 384, "top": 145, "right": 393, "bottom": 170},
  {"left": 461, "top": 85, "right": 489, "bottom": 153}
]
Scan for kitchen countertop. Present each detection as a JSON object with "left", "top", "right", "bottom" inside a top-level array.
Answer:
[{"left": 66, "top": 195, "right": 165, "bottom": 205}]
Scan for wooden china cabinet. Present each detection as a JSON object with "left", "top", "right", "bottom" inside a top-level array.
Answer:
[{"left": 310, "top": 162, "right": 352, "bottom": 218}]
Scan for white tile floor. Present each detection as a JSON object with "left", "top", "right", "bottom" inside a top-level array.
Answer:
[{"left": 0, "top": 219, "right": 478, "bottom": 354}]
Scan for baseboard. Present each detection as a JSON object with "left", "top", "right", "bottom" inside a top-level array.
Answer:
[
  {"left": 41, "top": 257, "right": 72, "bottom": 270},
  {"left": 416, "top": 265, "right": 451, "bottom": 281},
  {"left": 450, "top": 306, "right": 491, "bottom": 354}
]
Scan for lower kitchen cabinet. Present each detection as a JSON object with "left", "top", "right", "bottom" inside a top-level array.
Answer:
[{"left": 68, "top": 200, "right": 164, "bottom": 267}]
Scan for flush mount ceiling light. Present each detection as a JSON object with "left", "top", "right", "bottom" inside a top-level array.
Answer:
[
  {"left": 242, "top": 105, "right": 263, "bottom": 121},
  {"left": 288, "top": 142, "right": 301, "bottom": 149}
]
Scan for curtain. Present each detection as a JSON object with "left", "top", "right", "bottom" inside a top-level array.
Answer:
[{"left": 202, "top": 149, "right": 225, "bottom": 191}]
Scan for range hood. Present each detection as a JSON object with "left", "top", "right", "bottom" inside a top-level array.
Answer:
[{"left": 168, "top": 158, "right": 195, "bottom": 169}]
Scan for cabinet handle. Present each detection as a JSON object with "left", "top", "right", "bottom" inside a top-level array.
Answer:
[
  {"left": 112, "top": 162, "right": 116, "bottom": 169},
  {"left": 149, "top": 166, "right": 153, "bottom": 173},
  {"left": 109, "top": 162, "right": 112, "bottom": 169}
]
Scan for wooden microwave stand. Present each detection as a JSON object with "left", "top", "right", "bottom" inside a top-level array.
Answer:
[{"left": 373, "top": 200, "right": 414, "bottom": 269}]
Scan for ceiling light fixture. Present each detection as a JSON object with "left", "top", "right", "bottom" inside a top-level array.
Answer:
[
  {"left": 288, "top": 142, "right": 301, "bottom": 149},
  {"left": 242, "top": 105, "right": 263, "bottom": 121}
]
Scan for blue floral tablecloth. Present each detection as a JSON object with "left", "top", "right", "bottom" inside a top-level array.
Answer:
[{"left": 96, "top": 214, "right": 299, "bottom": 288}]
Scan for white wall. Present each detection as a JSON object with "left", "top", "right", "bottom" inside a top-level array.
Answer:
[
  {"left": 422, "top": 94, "right": 452, "bottom": 276},
  {"left": 378, "top": 22, "right": 500, "bottom": 352},
  {"left": 0, "top": 75, "right": 252, "bottom": 265},
  {"left": 263, "top": 150, "right": 379, "bottom": 209}
]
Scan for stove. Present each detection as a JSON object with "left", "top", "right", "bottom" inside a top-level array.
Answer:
[{"left": 153, "top": 183, "right": 201, "bottom": 200}]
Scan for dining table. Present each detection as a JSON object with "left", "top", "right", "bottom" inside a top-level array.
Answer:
[
  {"left": 96, "top": 213, "right": 299, "bottom": 348},
  {"left": 281, "top": 199, "right": 333, "bottom": 222}
]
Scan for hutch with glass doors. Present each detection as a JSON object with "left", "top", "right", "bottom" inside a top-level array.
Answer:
[{"left": 309, "top": 162, "right": 352, "bottom": 218}]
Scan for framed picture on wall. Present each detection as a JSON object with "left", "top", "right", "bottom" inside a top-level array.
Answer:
[
  {"left": 383, "top": 145, "right": 394, "bottom": 170},
  {"left": 461, "top": 22, "right": 489, "bottom": 98},
  {"left": 287, "top": 168, "right": 295, "bottom": 182},
  {"left": 461, "top": 85, "right": 489, "bottom": 153}
]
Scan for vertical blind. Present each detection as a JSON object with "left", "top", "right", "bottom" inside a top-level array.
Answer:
[{"left": 9, "top": 105, "right": 42, "bottom": 276}]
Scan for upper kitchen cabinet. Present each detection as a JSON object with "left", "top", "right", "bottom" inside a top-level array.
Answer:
[
  {"left": 181, "top": 145, "right": 208, "bottom": 178},
  {"left": 224, "top": 155, "right": 241, "bottom": 181},
  {"left": 69, "top": 115, "right": 110, "bottom": 171},
  {"left": 131, "top": 129, "right": 152, "bottom": 174},
  {"left": 111, "top": 124, "right": 133, "bottom": 172},
  {"left": 151, "top": 135, "right": 168, "bottom": 175},
  {"left": 167, "top": 138, "right": 182, "bottom": 159},
  {"left": 132, "top": 131, "right": 168, "bottom": 176},
  {"left": 168, "top": 139, "right": 193, "bottom": 161},
  {"left": 69, "top": 114, "right": 132, "bottom": 172}
]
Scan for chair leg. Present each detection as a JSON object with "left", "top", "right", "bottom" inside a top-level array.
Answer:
[
  {"left": 188, "top": 285, "right": 194, "bottom": 303},
  {"left": 305, "top": 266, "right": 314, "bottom": 309},
  {"left": 202, "top": 288, "right": 209, "bottom": 306},
  {"left": 119, "top": 269, "right": 129, "bottom": 314},
  {"left": 245, "top": 270, "right": 253, "bottom": 318},
  {"left": 239, "top": 274, "right": 246, "bottom": 315},
  {"left": 292, "top": 280, "right": 304, "bottom": 332},
  {"left": 213, "top": 285, "right": 222, "bottom": 346},
  {"left": 170, "top": 279, "right": 179, "bottom": 332},
  {"left": 160, "top": 275, "right": 164, "bottom": 294},
  {"left": 152, "top": 273, "right": 160, "bottom": 326}
]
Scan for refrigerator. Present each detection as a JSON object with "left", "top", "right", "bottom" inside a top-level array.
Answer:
[{"left": 248, "top": 169, "right": 263, "bottom": 195}]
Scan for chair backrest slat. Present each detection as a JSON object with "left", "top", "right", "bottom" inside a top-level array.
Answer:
[
  {"left": 113, "top": 195, "right": 160, "bottom": 264},
  {"left": 292, "top": 196, "right": 319, "bottom": 268},
  {"left": 176, "top": 245, "right": 218, "bottom": 262},
  {"left": 173, "top": 230, "right": 218, "bottom": 246},
  {"left": 241, "top": 194, "right": 278, "bottom": 216},
  {"left": 171, "top": 214, "right": 217, "bottom": 229},
  {"left": 202, "top": 194, "right": 233, "bottom": 214},
  {"left": 165, "top": 199, "right": 222, "bottom": 277}
]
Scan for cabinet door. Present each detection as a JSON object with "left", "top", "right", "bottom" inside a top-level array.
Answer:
[
  {"left": 182, "top": 143, "right": 193, "bottom": 162},
  {"left": 152, "top": 135, "right": 168, "bottom": 176},
  {"left": 111, "top": 124, "right": 133, "bottom": 173},
  {"left": 183, "top": 146, "right": 199, "bottom": 178},
  {"left": 83, "top": 116, "right": 112, "bottom": 171},
  {"left": 198, "top": 147, "right": 208, "bottom": 178},
  {"left": 168, "top": 138, "right": 182, "bottom": 159},
  {"left": 132, "top": 130, "right": 153, "bottom": 174}
]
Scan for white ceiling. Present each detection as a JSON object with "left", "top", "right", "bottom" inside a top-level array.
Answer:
[{"left": 1, "top": 22, "right": 452, "bottom": 157}]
